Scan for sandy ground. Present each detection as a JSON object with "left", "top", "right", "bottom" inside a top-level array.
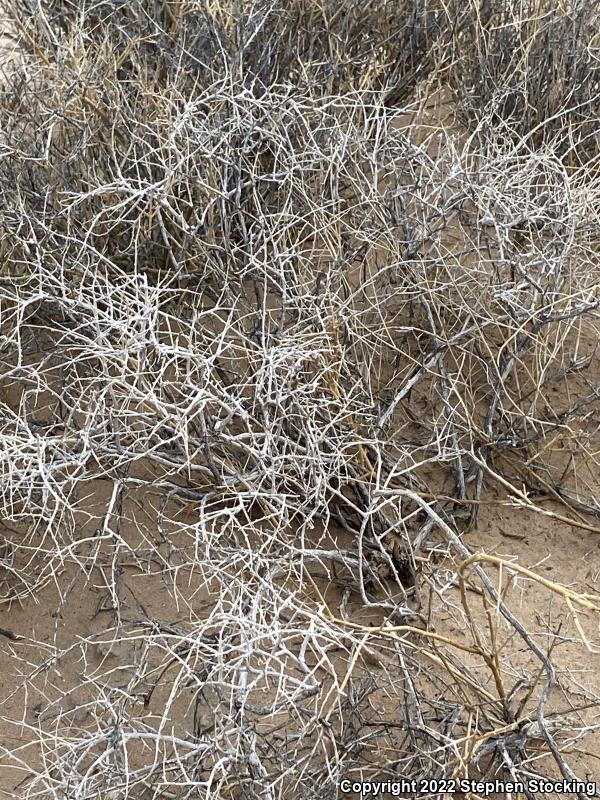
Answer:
[{"left": 1, "top": 467, "right": 600, "bottom": 796}]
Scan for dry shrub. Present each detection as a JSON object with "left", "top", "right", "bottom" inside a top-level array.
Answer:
[{"left": 0, "top": 1, "right": 599, "bottom": 798}]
